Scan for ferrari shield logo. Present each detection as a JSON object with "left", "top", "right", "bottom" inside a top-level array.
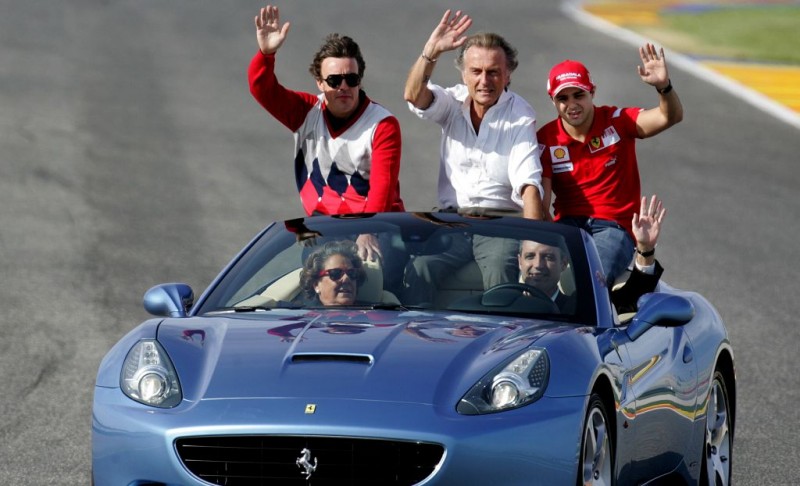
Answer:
[
  {"left": 589, "top": 126, "right": 622, "bottom": 153},
  {"left": 305, "top": 404, "right": 316, "bottom": 414}
]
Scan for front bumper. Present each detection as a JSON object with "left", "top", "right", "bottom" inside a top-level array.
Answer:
[{"left": 92, "top": 387, "right": 586, "bottom": 485}]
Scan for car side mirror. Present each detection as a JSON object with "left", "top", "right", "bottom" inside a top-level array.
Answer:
[
  {"left": 143, "top": 283, "right": 194, "bottom": 318},
  {"left": 626, "top": 293, "right": 695, "bottom": 341}
]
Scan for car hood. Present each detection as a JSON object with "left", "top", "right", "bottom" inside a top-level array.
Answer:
[{"left": 157, "top": 309, "right": 574, "bottom": 405}]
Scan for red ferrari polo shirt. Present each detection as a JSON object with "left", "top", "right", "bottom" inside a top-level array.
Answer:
[{"left": 538, "top": 105, "right": 642, "bottom": 236}]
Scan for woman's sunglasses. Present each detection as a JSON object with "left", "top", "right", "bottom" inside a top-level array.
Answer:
[
  {"left": 323, "top": 73, "right": 361, "bottom": 89},
  {"left": 318, "top": 268, "right": 358, "bottom": 281}
]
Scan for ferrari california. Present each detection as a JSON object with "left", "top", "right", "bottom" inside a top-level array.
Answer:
[{"left": 92, "top": 212, "right": 735, "bottom": 485}]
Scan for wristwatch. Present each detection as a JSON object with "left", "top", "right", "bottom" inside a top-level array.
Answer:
[
  {"left": 636, "top": 247, "right": 656, "bottom": 257},
  {"left": 656, "top": 79, "right": 673, "bottom": 95}
]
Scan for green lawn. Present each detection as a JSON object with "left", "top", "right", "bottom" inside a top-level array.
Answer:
[{"left": 659, "top": 5, "right": 800, "bottom": 65}]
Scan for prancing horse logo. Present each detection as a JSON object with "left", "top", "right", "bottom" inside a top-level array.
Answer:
[{"left": 296, "top": 448, "right": 318, "bottom": 480}]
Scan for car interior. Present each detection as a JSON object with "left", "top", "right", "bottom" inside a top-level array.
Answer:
[
  {"left": 233, "top": 238, "right": 577, "bottom": 316},
  {"left": 234, "top": 258, "right": 401, "bottom": 309}
]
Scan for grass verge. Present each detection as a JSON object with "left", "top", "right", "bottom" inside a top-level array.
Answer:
[{"left": 657, "top": 5, "right": 800, "bottom": 64}]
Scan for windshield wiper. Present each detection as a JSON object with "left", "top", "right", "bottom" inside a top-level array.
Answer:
[
  {"left": 206, "top": 301, "right": 305, "bottom": 314},
  {"left": 203, "top": 306, "right": 273, "bottom": 315},
  {"left": 233, "top": 306, "right": 274, "bottom": 312},
  {"left": 368, "top": 303, "right": 410, "bottom": 311}
]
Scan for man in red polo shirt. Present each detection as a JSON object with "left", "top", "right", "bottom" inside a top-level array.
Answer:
[{"left": 537, "top": 43, "right": 683, "bottom": 286}]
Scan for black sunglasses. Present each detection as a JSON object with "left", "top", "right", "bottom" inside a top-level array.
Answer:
[
  {"left": 318, "top": 268, "right": 358, "bottom": 281},
  {"left": 323, "top": 73, "right": 361, "bottom": 89}
]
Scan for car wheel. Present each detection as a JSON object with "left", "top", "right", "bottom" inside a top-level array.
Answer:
[
  {"left": 701, "top": 370, "right": 732, "bottom": 486},
  {"left": 579, "top": 393, "right": 614, "bottom": 486}
]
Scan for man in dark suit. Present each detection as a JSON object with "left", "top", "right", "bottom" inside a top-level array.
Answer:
[
  {"left": 519, "top": 195, "right": 666, "bottom": 315},
  {"left": 518, "top": 238, "right": 577, "bottom": 314}
]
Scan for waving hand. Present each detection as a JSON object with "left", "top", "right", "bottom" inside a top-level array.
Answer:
[
  {"left": 637, "top": 43, "right": 670, "bottom": 89},
  {"left": 255, "top": 5, "right": 291, "bottom": 55},
  {"left": 632, "top": 195, "right": 666, "bottom": 249},
  {"left": 424, "top": 10, "right": 473, "bottom": 59}
]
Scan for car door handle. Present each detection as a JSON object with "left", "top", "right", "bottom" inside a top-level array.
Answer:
[{"left": 682, "top": 344, "right": 694, "bottom": 364}]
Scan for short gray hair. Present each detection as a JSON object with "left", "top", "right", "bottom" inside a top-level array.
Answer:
[{"left": 455, "top": 32, "right": 519, "bottom": 73}]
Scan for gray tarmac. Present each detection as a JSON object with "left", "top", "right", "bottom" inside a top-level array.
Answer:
[{"left": 1, "top": 1, "right": 797, "bottom": 484}]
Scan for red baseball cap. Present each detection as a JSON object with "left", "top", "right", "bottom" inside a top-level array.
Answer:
[{"left": 547, "top": 60, "right": 595, "bottom": 97}]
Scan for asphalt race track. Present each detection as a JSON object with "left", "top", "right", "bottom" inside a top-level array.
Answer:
[{"left": 2, "top": 1, "right": 798, "bottom": 484}]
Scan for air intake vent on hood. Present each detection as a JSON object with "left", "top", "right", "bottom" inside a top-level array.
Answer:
[{"left": 291, "top": 353, "right": 373, "bottom": 364}]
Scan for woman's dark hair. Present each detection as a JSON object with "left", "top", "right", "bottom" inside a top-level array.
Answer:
[
  {"left": 309, "top": 33, "right": 366, "bottom": 80},
  {"left": 299, "top": 240, "right": 366, "bottom": 300}
]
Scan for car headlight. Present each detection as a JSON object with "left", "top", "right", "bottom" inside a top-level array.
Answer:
[
  {"left": 120, "top": 339, "right": 182, "bottom": 408},
  {"left": 458, "top": 348, "right": 549, "bottom": 415}
]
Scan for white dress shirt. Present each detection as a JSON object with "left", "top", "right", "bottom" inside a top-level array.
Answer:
[{"left": 408, "top": 83, "right": 543, "bottom": 211}]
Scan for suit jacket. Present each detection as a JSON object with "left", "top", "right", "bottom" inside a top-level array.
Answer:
[
  {"left": 555, "top": 291, "right": 577, "bottom": 315},
  {"left": 528, "top": 260, "right": 664, "bottom": 316},
  {"left": 610, "top": 260, "right": 664, "bottom": 315}
]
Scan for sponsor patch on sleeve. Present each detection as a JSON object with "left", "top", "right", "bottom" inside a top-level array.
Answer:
[
  {"left": 550, "top": 146, "right": 570, "bottom": 162},
  {"left": 549, "top": 145, "right": 573, "bottom": 173},
  {"left": 552, "top": 161, "right": 574, "bottom": 173}
]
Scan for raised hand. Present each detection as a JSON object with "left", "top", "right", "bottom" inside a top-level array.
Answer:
[
  {"left": 255, "top": 5, "right": 291, "bottom": 55},
  {"left": 424, "top": 10, "right": 473, "bottom": 59},
  {"left": 637, "top": 43, "right": 670, "bottom": 89},
  {"left": 632, "top": 195, "right": 666, "bottom": 249},
  {"left": 356, "top": 233, "right": 383, "bottom": 262}
]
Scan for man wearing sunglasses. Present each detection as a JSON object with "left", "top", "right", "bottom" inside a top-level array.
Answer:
[{"left": 248, "top": 5, "right": 404, "bottom": 224}]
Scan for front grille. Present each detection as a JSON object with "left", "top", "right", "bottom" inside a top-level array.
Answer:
[{"left": 175, "top": 435, "right": 445, "bottom": 485}]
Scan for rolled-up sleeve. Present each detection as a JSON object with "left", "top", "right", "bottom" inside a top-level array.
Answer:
[
  {"left": 407, "top": 83, "right": 460, "bottom": 125},
  {"left": 508, "top": 120, "right": 544, "bottom": 204}
]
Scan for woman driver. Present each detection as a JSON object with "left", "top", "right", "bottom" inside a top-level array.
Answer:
[{"left": 299, "top": 240, "right": 367, "bottom": 306}]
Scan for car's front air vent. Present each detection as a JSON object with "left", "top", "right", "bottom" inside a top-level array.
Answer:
[
  {"left": 175, "top": 435, "right": 445, "bottom": 485},
  {"left": 291, "top": 353, "right": 373, "bottom": 364}
]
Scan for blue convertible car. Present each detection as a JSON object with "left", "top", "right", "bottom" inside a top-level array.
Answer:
[{"left": 92, "top": 212, "right": 735, "bottom": 485}]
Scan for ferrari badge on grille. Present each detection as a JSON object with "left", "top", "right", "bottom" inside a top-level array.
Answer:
[{"left": 296, "top": 448, "right": 318, "bottom": 479}]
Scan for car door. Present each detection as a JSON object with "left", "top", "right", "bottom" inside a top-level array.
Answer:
[{"left": 617, "top": 324, "right": 698, "bottom": 482}]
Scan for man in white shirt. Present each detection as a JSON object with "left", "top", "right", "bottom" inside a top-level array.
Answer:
[
  {"left": 402, "top": 10, "right": 544, "bottom": 304},
  {"left": 404, "top": 9, "right": 543, "bottom": 217}
]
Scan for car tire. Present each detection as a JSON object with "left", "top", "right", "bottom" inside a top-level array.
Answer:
[
  {"left": 578, "top": 393, "right": 614, "bottom": 486},
  {"left": 700, "top": 370, "right": 733, "bottom": 486}
]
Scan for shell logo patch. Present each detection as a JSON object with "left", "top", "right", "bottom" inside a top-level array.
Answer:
[
  {"left": 549, "top": 146, "right": 570, "bottom": 162},
  {"left": 550, "top": 145, "right": 574, "bottom": 173}
]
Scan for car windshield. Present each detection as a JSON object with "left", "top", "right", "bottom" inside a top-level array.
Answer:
[{"left": 196, "top": 213, "right": 596, "bottom": 324}]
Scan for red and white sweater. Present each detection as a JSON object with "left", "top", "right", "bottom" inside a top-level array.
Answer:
[{"left": 248, "top": 51, "right": 404, "bottom": 215}]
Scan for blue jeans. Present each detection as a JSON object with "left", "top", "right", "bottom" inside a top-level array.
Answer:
[{"left": 558, "top": 217, "right": 634, "bottom": 286}]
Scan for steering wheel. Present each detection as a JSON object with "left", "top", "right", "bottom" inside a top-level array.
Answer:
[{"left": 481, "top": 282, "right": 560, "bottom": 313}]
